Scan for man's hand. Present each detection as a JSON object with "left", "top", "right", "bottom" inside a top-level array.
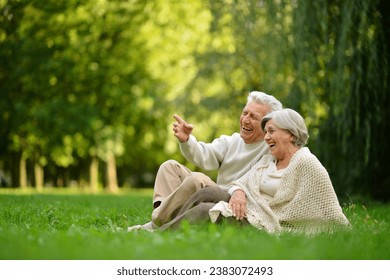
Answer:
[
  {"left": 229, "top": 189, "right": 247, "bottom": 220},
  {"left": 172, "top": 114, "right": 194, "bottom": 143}
]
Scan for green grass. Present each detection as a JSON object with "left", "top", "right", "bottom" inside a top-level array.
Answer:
[{"left": 0, "top": 190, "right": 389, "bottom": 260}]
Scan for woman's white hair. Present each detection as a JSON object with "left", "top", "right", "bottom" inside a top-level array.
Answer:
[
  {"left": 261, "top": 108, "right": 309, "bottom": 147},
  {"left": 247, "top": 91, "right": 283, "bottom": 112}
]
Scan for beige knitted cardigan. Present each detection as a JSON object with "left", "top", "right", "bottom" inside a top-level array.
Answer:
[{"left": 209, "top": 147, "right": 350, "bottom": 234}]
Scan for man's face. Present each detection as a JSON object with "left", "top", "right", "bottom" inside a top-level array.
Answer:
[{"left": 239, "top": 102, "right": 270, "bottom": 144}]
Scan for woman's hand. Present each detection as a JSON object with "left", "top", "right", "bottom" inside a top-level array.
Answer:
[{"left": 229, "top": 189, "right": 247, "bottom": 220}]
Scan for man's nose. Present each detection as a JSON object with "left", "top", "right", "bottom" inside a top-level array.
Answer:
[{"left": 242, "top": 115, "right": 250, "bottom": 123}]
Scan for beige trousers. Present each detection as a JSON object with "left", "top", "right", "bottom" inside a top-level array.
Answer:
[{"left": 151, "top": 160, "right": 218, "bottom": 226}]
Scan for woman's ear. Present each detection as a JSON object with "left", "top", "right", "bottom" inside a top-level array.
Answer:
[{"left": 290, "top": 134, "right": 296, "bottom": 143}]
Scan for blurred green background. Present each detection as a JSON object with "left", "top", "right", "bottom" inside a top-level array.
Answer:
[{"left": 1, "top": 0, "right": 389, "bottom": 201}]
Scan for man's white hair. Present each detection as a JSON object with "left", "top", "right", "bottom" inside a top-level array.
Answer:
[{"left": 247, "top": 91, "right": 283, "bottom": 112}]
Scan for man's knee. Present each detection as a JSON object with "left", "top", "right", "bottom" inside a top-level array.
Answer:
[{"left": 158, "top": 159, "right": 180, "bottom": 173}]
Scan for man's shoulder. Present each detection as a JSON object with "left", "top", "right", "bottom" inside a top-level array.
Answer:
[
  {"left": 226, "top": 133, "right": 248, "bottom": 147},
  {"left": 212, "top": 132, "right": 241, "bottom": 143},
  {"left": 218, "top": 132, "right": 241, "bottom": 139}
]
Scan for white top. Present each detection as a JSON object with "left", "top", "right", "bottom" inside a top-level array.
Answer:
[
  {"left": 259, "top": 160, "right": 285, "bottom": 201},
  {"left": 179, "top": 133, "right": 269, "bottom": 188},
  {"left": 228, "top": 159, "right": 284, "bottom": 201}
]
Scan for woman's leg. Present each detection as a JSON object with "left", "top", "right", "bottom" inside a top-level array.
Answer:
[
  {"left": 175, "top": 186, "right": 230, "bottom": 217},
  {"left": 159, "top": 202, "right": 217, "bottom": 230},
  {"left": 159, "top": 186, "right": 231, "bottom": 230}
]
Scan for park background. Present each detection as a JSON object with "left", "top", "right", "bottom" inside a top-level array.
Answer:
[
  {"left": 1, "top": 0, "right": 389, "bottom": 202},
  {"left": 1, "top": 0, "right": 390, "bottom": 261}
]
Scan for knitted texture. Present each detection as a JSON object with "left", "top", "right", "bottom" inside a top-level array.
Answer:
[{"left": 209, "top": 147, "right": 350, "bottom": 234}]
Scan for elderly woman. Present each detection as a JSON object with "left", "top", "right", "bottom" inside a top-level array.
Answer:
[{"left": 160, "top": 109, "right": 350, "bottom": 234}]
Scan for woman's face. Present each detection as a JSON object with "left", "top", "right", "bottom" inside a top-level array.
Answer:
[
  {"left": 264, "top": 119, "right": 295, "bottom": 160},
  {"left": 239, "top": 102, "right": 270, "bottom": 144}
]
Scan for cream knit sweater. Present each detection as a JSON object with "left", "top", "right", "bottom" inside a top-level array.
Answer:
[{"left": 209, "top": 147, "right": 350, "bottom": 234}]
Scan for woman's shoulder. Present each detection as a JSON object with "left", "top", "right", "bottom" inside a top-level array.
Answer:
[
  {"left": 291, "top": 147, "right": 327, "bottom": 172},
  {"left": 293, "top": 147, "right": 316, "bottom": 161}
]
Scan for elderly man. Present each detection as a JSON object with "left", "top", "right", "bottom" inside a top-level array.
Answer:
[{"left": 128, "top": 91, "right": 282, "bottom": 231}]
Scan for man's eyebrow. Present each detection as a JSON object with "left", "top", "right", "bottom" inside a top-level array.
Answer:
[{"left": 242, "top": 109, "right": 261, "bottom": 118}]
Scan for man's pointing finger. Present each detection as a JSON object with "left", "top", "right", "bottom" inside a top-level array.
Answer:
[{"left": 173, "top": 114, "right": 185, "bottom": 124}]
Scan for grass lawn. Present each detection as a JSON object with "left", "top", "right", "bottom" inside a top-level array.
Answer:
[{"left": 0, "top": 189, "right": 389, "bottom": 260}]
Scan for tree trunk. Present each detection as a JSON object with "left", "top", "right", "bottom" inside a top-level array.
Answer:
[
  {"left": 34, "top": 162, "right": 44, "bottom": 191},
  {"left": 106, "top": 153, "right": 118, "bottom": 192},
  {"left": 19, "top": 156, "right": 27, "bottom": 189},
  {"left": 89, "top": 157, "right": 99, "bottom": 193}
]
